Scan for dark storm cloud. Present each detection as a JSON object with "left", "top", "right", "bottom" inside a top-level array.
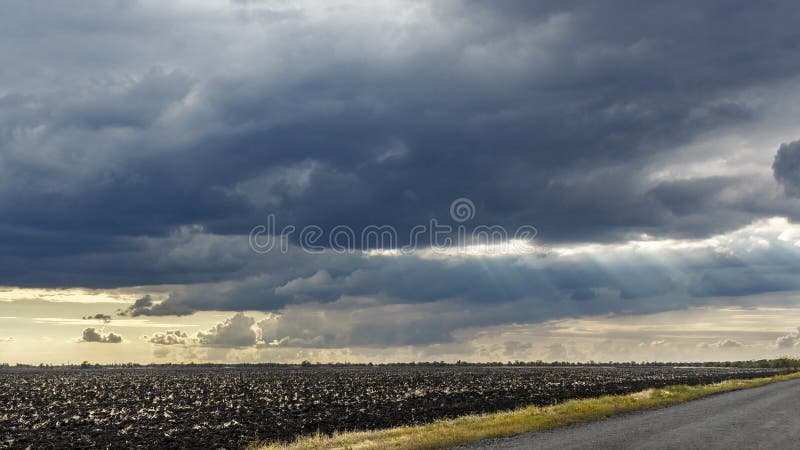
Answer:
[
  {"left": 130, "top": 245, "right": 685, "bottom": 318},
  {"left": 689, "top": 268, "right": 800, "bottom": 298},
  {"left": 773, "top": 140, "right": 800, "bottom": 197},
  {"left": 51, "top": 67, "right": 193, "bottom": 130},
  {"left": 569, "top": 288, "right": 597, "bottom": 302},
  {"left": 3, "top": 0, "right": 800, "bottom": 344},
  {"left": 110, "top": 219, "right": 800, "bottom": 349},
  {"left": 3, "top": 1, "right": 800, "bottom": 279},
  {"left": 119, "top": 295, "right": 194, "bottom": 317}
]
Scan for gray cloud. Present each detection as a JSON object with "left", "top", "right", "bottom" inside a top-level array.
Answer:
[
  {"left": 2, "top": 1, "right": 800, "bottom": 291},
  {"left": 87, "top": 218, "right": 800, "bottom": 350},
  {"left": 774, "top": 140, "right": 800, "bottom": 197},
  {"left": 700, "top": 339, "right": 743, "bottom": 350},
  {"left": 4, "top": 1, "right": 800, "bottom": 354},
  {"left": 83, "top": 313, "right": 112, "bottom": 323},
  {"left": 775, "top": 328, "right": 800, "bottom": 349},
  {"left": 570, "top": 288, "right": 597, "bottom": 301},
  {"left": 503, "top": 341, "right": 534, "bottom": 358},
  {"left": 198, "top": 312, "right": 259, "bottom": 347},
  {"left": 80, "top": 328, "right": 122, "bottom": 344},
  {"left": 119, "top": 295, "right": 194, "bottom": 317},
  {"left": 147, "top": 330, "right": 190, "bottom": 346}
]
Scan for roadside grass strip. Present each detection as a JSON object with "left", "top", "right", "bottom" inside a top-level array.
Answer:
[{"left": 254, "top": 371, "right": 800, "bottom": 450}]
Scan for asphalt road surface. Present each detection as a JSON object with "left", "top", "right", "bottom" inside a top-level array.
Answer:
[{"left": 456, "top": 378, "right": 800, "bottom": 450}]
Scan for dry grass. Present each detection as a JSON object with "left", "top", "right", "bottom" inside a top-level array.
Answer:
[{"left": 252, "top": 371, "right": 800, "bottom": 450}]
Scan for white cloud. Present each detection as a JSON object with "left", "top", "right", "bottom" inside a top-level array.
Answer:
[
  {"left": 699, "top": 339, "right": 743, "bottom": 349},
  {"left": 148, "top": 330, "right": 191, "bottom": 345},
  {"left": 775, "top": 327, "right": 800, "bottom": 349},
  {"left": 197, "top": 312, "right": 259, "bottom": 347}
]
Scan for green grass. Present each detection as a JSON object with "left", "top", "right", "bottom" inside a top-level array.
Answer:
[{"left": 252, "top": 371, "right": 800, "bottom": 450}]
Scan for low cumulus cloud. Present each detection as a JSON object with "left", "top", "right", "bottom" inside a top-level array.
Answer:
[
  {"left": 197, "top": 312, "right": 259, "bottom": 347},
  {"left": 80, "top": 328, "right": 123, "bottom": 344},
  {"left": 639, "top": 340, "right": 668, "bottom": 349},
  {"left": 142, "top": 311, "right": 800, "bottom": 362},
  {"left": 545, "top": 343, "right": 587, "bottom": 362},
  {"left": 699, "top": 339, "right": 743, "bottom": 350},
  {"left": 147, "top": 330, "right": 191, "bottom": 346},
  {"left": 503, "top": 341, "right": 534, "bottom": 358},
  {"left": 775, "top": 328, "right": 800, "bottom": 349},
  {"left": 83, "top": 313, "right": 112, "bottom": 323},
  {"left": 144, "top": 315, "right": 260, "bottom": 348}
]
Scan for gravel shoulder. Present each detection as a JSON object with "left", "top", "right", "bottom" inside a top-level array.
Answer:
[{"left": 455, "top": 377, "right": 800, "bottom": 450}]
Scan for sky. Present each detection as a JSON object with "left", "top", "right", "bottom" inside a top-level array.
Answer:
[{"left": 3, "top": 0, "right": 800, "bottom": 364}]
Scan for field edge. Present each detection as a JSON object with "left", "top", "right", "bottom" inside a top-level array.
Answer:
[{"left": 252, "top": 370, "right": 800, "bottom": 450}]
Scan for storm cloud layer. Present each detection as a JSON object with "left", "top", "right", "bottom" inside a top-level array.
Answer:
[{"left": 4, "top": 1, "right": 800, "bottom": 357}]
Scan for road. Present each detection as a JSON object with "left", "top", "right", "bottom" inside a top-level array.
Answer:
[{"left": 455, "top": 378, "right": 800, "bottom": 450}]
